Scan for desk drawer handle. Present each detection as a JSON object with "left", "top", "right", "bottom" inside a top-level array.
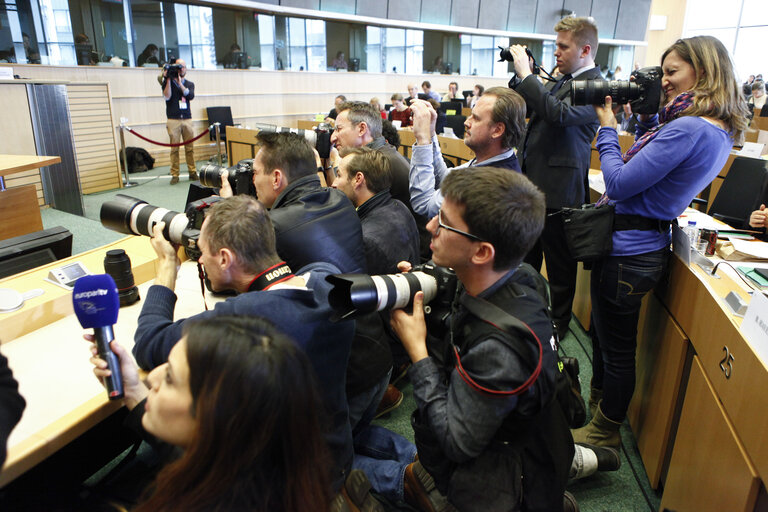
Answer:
[{"left": 719, "top": 346, "right": 735, "bottom": 379}]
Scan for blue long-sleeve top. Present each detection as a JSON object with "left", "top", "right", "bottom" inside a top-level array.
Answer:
[{"left": 596, "top": 116, "right": 732, "bottom": 256}]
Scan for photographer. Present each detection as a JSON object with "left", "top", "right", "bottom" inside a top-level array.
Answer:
[
  {"left": 131, "top": 195, "right": 356, "bottom": 495},
  {"left": 88, "top": 316, "right": 332, "bottom": 511},
  {"left": 507, "top": 16, "right": 602, "bottom": 341},
  {"left": 572, "top": 36, "right": 749, "bottom": 448},
  {"left": 407, "top": 88, "right": 523, "bottom": 219},
  {"left": 389, "top": 167, "right": 573, "bottom": 511},
  {"left": 162, "top": 59, "right": 197, "bottom": 185}
]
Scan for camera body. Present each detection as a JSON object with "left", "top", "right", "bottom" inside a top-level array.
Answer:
[
  {"left": 165, "top": 63, "right": 183, "bottom": 80},
  {"left": 198, "top": 159, "right": 255, "bottom": 197},
  {"left": 570, "top": 66, "right": 663, "bottom": 115}
]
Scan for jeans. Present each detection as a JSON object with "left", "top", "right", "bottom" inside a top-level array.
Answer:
[
  {"left": 589, "top": 248, "right": 669, "bottom": 422},
  {"left": 352, "top": 425, "right": 417, "bottom": 503},
  {"left": 348, "top": 369, "right": 391, "bottom": 436}
]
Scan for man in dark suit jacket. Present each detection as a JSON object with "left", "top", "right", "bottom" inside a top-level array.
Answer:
[{"left": 507, "top": 17, "right": 602, "bottom": 340}]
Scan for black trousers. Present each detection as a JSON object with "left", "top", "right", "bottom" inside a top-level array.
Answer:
[{"left": 523, "top": 208, "right": 577, "bottom": 337}]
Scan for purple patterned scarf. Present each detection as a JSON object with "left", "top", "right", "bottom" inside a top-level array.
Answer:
[{"left": 622, "top": 91, "right": 695, "bottom": 162}]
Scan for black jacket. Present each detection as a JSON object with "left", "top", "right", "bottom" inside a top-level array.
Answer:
[
  {"left": 268, "top": 175, "right": 391, "bottom": 398},
  {"left": 270, "top": 174, "right": 366, "bottom": 274},
  {"left": 0, "top": 350, "right": 25, "bottom": 470},
  {"left": 512, "top": 67, "right": 602, "bottom": 209},
  {"left": 357, "top": 190, "right": 420, "bottom": 275}
]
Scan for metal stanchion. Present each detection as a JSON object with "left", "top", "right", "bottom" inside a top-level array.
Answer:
[
  {"left": 214, "top": 122, "right": 223, "bottom": 166},
  {"left": 118, "top": 124, "right": 138, "bottom": 187}
]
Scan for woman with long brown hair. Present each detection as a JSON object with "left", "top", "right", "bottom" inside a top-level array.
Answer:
[
  {"left": 572, "top": 35, "right": 749, "bottom": 448},
  {"left": 89, "top": 316, "right": 331, "bottom": 511}
]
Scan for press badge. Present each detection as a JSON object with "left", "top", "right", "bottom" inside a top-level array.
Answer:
[{"left": 179, "top": 99, "right": 187, "bottom": 110}]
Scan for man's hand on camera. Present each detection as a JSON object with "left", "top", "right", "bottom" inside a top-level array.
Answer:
[
  {"left": 218, "top": 169, "right": 233, "bottom": 198},
  {"left": 86, "top": 334, "right": 147, "bottom": 411},
  {"left": 390, "top": 291, "right": 429, "bottom": 364},
  {"left": 151, "top": 221, "right": 181, "bottom": 290},
  {"left": 509, "top": 45, "right": 533, "bottom": 79},
  {"left": 411, "top": 100, "right": 437, "bottom": 145},
  {"left": 595, "top": 96, "right": 618, "bottom": 129}
]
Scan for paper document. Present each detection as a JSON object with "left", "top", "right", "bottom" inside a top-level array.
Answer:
[{"left": 730, "top": 239, "right": 768, "bottom": 260}]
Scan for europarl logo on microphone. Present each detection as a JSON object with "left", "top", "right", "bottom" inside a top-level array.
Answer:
[{"left": 74, "top": 289, "right": 110, "bottom": 300}]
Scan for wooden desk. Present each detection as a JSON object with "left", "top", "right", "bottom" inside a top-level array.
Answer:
[
  {"left": 226, "top": 126, "right": 261, "bottom": 166},
  {"left": 574, "top": 237, "right": 767, "bottom": 509},
  {"left": 0, "top": 236, "right": 224, "bottom": 486},
  {"left": 0, "top": 155, "right": 61, "bottom": 241}
]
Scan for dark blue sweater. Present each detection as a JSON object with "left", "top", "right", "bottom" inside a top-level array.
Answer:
[{"left": 597, "top": 117, "right": 732, "bottom": 256}]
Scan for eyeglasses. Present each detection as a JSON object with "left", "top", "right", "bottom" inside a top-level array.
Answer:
[{"left": 436, "top": 210, "right": 485, "bottom": 242}]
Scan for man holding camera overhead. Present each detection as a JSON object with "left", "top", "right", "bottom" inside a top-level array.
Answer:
[
  {"left": 507, "top": 16, "right": 602, "bottom": 341},
  {"left": 162, "top": 58, "right": 198, "bottom": 185}
]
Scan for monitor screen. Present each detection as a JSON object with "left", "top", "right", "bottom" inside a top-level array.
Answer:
[{"left": 0, "top": 226, "right": 73, "bottom": 279}]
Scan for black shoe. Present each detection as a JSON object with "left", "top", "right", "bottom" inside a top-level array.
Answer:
[
  {"left": 563, "top": 491, "right": 580, "bottom": 512},
  {"left": 561, "top": 356, "right": 580, "bottom": 386},
  {"left": 390, "top": 362, "right": 411, "bottom": 386},
  {"left": 575, "top": 442, "right": 621, "bottom": 472}
]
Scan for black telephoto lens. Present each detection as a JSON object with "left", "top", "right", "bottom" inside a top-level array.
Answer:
[{"left": 104, "top": 249, "right": 140, "bottom": 307}]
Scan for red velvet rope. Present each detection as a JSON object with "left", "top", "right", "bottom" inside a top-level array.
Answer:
[{"left": 124, "top": 125, "right": 212, "bottom": 148}]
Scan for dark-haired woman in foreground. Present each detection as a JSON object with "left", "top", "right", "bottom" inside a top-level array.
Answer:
[
  {"left": 572, "top": 35, "right": 749, "bottom": 447},
  {"left": 88, "top": 316, "right": 331, "bottom": 512}
]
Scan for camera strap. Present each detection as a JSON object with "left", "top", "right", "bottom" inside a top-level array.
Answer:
[
  {"left": 452, "top": 293, "right": 543, "bottom": 397},
  {"left": 247, "top": 262, "right": 294, "bottom": 291}
]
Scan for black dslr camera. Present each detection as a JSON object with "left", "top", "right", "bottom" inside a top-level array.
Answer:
[
  {"left": 570, "top": 66, "right": 663, "bottom": 115},
  {"left": 100, "top": 194, "right": 221, "bottom": 261},
  {"left": 326, "top": 261, "right": 458, "bottom": 335},
  {"left": 198, "top": 159, "right": 255, "bottom": 197},
  {"left": 165, "top": 63, "right": 183, "bottom": 80}
]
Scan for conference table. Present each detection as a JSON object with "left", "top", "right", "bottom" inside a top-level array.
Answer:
[
  {"left": 0, "top": 235, "right": 224, "bottom": 487},
  {"left": 0, "top": 154, "right": 60, "bottom": 241}
]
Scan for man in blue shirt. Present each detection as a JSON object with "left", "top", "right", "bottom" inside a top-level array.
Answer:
[{"left": 162, "top": 59, "right": 197, "bottom": 185}]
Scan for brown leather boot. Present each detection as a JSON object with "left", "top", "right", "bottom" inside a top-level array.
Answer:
[{"left": 403, "top": 461, "right": 457, "bottom": 512}]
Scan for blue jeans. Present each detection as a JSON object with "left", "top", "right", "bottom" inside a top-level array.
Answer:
[
  {"left": 590, "top": 248, "right": 669, "bottom": 422},
  {"left": 352, "top": 425, "right": 417, "bottom": 503},
  {"left": 348, "top": 369, "right": 391, "bottom": 436}
]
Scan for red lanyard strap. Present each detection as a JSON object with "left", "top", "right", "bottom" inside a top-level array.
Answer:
[{"left": 452, "top": 292, "right": 544, "bottom": 397}]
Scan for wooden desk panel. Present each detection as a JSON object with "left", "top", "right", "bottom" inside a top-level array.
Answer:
[
  {"left": 627, "top": 292, "right": 688, "bottom": 488},
  {"left": 660, "top": 356, "right": 759, "bottom": 512},
  {"left": 0, "top": 185, "right": 43, "bottom": 241}
]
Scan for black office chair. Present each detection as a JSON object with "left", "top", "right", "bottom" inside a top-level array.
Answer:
[
  {"left": 707, "top": 156, "right": 768, "bottom": 227},
  {"left": 206, "top": 106, "right": 234, "bottom": 142},
  {"left": 444, "top": 114, "right": 466, "bottom": 138},
  {"left": 439, "top": 101, "right": 463, "bottom": 115}
]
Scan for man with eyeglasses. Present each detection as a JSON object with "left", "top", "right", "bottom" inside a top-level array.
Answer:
[
  {"left": 407, "top": 87, "right": 525, "bottom": 221},
  {"left": 350, "top": 166, "right": 575, "bottom": 511}
]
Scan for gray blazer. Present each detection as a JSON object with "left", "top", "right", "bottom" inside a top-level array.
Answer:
[{"left": 513, "top": 67, "right": 602, "bottom": 209}]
